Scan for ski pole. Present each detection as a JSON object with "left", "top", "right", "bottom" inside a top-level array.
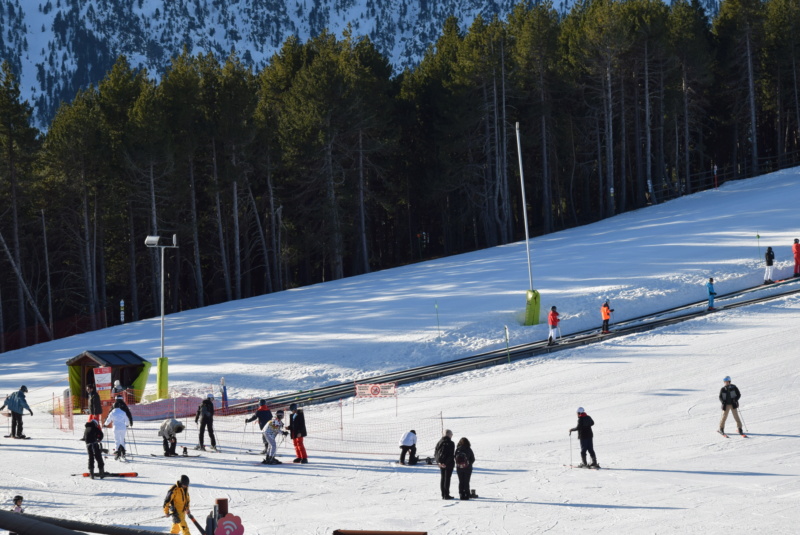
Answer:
[
  {"left": 239, "top": 421, "right": 248, "bottom": 452},
  {"left": 129, "top": 425, "right": 139, "bottom": 456},
  {"left": 738, "top": 407, "right": 748, "bottom": 433},
  {"left": 133, "top": 514, "right": 169, "bottom": 525},
  {"left": 188, "top": 512, "right": 207, "bottom": 535},
  {"left": 569, "top": 433, "right": 573, "bottom": 468}
]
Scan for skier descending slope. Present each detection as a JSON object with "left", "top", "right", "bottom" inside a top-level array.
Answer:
[
  {"left": 569, "top": 407, "right": 599, "bottom": 468},
  {"left": 261, "top": 409, "right": 288, "bottom": 465},
  {"left": 719, "top": 376, "right": 744, "bottom": 437},
  {"left": 104, "top": 404, "right": 130, "bottom": 460}
]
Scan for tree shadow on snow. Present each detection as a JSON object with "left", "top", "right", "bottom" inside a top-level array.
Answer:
[
  {"left": 481, "top": 499, "right": 684, "bottom": 510},
  {"left": 611, "top": 468, "right": 795, "bottom": 477},
  {"left": 744, "top": 433, "right": 800, "bottom": 438}
]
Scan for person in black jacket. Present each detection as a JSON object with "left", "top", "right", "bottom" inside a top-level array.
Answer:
[
  {"left": 764, "top": 247, "right": 775, "bottom": 284},
  {"left": 194, "top": 394, "right": 217, "bottom": 451},
  {"left": 245, "top": 399, "right": 273, "bottom": 454},
  {"left": 719, "top": 376, "right": 743, "bottom": 435},
  {"left": 113, "top": 395, "right": 133, "bottom": 426},
  {"left": 86, "top": 384, "right": 101, "bottom": 420},
  {"left": 569, "top": 407, "right": 599, "bottom": 468},
  {"left": 434, "top": 429, "right": 455, "bottom": 499},
  {"left": 454, "top": 437, "right": 475, "bottom": 500},
  {"left": 82, "top": 415, "right": 105, "bottom": 479},
  {"left": 287, "top": 403, "right": 308, "bottom": 463}
]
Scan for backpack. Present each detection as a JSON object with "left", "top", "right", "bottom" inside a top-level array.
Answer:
[
  {"left": 455, "top": 450, "right": 469, "bottom": 469},
  {"left": 434, "top": 439, "right": 446, "bottom": 463}
]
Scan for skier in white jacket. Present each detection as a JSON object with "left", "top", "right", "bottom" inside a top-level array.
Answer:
[
  {"left": 261, "top": 410, "right": 288, "bottom": 466},
  {"left": 104, "top": 406, "right": 130, "bottom": 460},
  {"left": 398, "top": 430, "right": 419, "bottom": 465}
]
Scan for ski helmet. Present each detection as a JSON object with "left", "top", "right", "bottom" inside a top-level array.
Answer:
[
  {"left": 289, "top": 403, "right": 298, "bottom": 412},
  {"left": 551, "top": 306, "right": 557, "bottom": 311},
  {"left": 795, "top": 238, "right": 799, "bottom": 244},
  {"left": 723, "top": 376, "right": 731, "bottom": 382},
  {"left": 114, "top": 380, "right": 120, "bottom": 386},
  {"left": 20, "top": 385, "right": 27, "bottom": 393},
  {"left": 180, "top": 475, "right": 190, "bottom": 487},
  {"left": 276, "top": 409, "right": 284, "bottom": 418},
  {"left": 410, "top": 430, "right": 416, "bottom": 435},
  {"left": 207, "top": 393, "right": 214, "bottom": 400},
  {"left": 12, "top": 495, "right": 22, "bottom": 504},
  {"left": 576, "top": 407, "right": 585, "bottom": 414},
  {"left": 259, "top": 399, "right": 267, "bottom": 406}
]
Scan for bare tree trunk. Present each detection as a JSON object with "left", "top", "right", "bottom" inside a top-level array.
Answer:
[
  {"left": 266, "top": 157, "right": 281, "bottom": 291},
  {"left": 644, "top": 43, "right": 655, "bottom": 203},
  {"left": 596, "top": 114, "right": 604, "bottom": 218},
  {"left": 324, "top": 131, "right": 344, "bottom": 280},
  {"left": 620, "top": 74, "right": 627, "bottom": 213},
  {"left": 233, "top": 177, "right": 241, "bottom": 300},
  {"left": 683, "top": 68, "right": 692, "bottom": 193},
  {"left": 127, "top": 201, "right": 139, "bottom": 321},
  {"left": 82, "top": 184, "right": 97, "bottom": 329},
  {"left": 540, "top": 71, "right": 551, "bottom": 233},
  {"left": 148, "top": 160, "right": 160, "bottom": 313},
  {"left": 212, "top": 139, "right": 232, "bottom": 301},
  {"left": 0, "top": 286, "right": 4, "bottom": 352},
  {"left": 501, "top": 40, "right": 512, "bottom": 240},
  {"left": 188, "top": 159, "right": 204, "bottom": 307},
  {"left": 8, "top": 138, "right": 25, "bottom": 346},
  {"left": 793, "top": 54, "right": 800, "bottom": 151},
  {"left": 357, "top": 129, "right": 369, "bottom": 274},
  {"left": 41, "top": 209, "right": 53, "bottom": 335},
  {"left": 634, "top": 75, "right": 645, "bottom": 205},
  {"left": 0, "top": 229, "right": 52, "bottom": 340},
  {"left": 746, "top": 30, "right": 759, "bottom": 174},
  {"left": 247, "top": 184, "right": 272, "bottom": 293},
  {"left": 605, "top": 65, "right": 615, "bottom": 215}
]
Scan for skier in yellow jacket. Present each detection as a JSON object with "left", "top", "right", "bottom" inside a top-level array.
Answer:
[{"left": 163, "top": 475, "right": 191, "bottom": 535}]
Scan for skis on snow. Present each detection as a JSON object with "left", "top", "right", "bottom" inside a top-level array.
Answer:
[{"left": 73, "top": 472, "right": 138, "bottom": 478}]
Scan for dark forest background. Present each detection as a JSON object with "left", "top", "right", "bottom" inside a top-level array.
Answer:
[{"left": 1, "top": 0, "right": 798, "bottom": 351}]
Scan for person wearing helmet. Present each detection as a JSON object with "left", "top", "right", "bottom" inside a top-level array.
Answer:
[
  {"left": 245, "top": 399, "right": 273, "bottom": 454},
  {"left": 8, "top": 494, "right": 24, "bottom": 535},
  {"left": 569, "top": 407, "right": 599, "bottom": 468},
  {"left": 719, "top": 376, "right": 743, "bottom": 436},
  {"left": 82, "top": 415, "right": 106, "bottom": 479},
  {"left": 158, "top": 418, "right": 186, "bottom": 457},
  {"left": 793, "top": 238, "right": 800, "bottom": 277},
  {"left": 287, "top": 403, "right": 308, "bottom": 464},
  {"left": 547, "top": 306, "right": 560, "bottom": 346},
  {"left": 261, "top": 409, "right": 288, "bottom": 465},
  {"left": 104, "top": 401, "right": 131, "bottom": 460},
  {"left": 194, "top": 394, "right": 217, "bottom": 452},
  {"left": 600, "top": 301, "right": 615, "bottom": 334},
  {"left": 0, "top": 385, "right": 33, "bottom": 439},
  {"left": 163, "top": 475, "right": 191, "bottom": 535}
]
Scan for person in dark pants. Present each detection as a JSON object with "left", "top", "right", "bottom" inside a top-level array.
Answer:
[
  {"left": 434, "top": 429, "right": 455, "bottom": 499},
  {"left": 601, "top": 301, "right": 614, "bottom": 334},
  {"left": 245, "top": 399, "right": 273, "bottom": 454},
  {"left": 194, "top": 394, "right": 217, "bottom": 451},
  {"left": 454, "top": 437, "right": 475, "bottom": 500},
  {"left": 719, "top": 376, "right": 743, "bottom": 435},
  {"left": 569, "top": 407, "right": 599, "bottom": 468},
  {"left": 398, "top": 429, "right": 418, "bottom": 465},
  {"left": 764, "top": 246, "right": 775, "bottom": 284},
  {"left": 158, "top": 418, "right": 185, "bottom": 456},
  {"left": 86, "top": 384, "right": 102, "bottom": 420},
  {"left": 706, "top": 278, "right": 717, "bottom": 311},
  {"left": 82, "top": 415, "right": 105, "bottom": 479},
  {"left": 0, "top": 385, "right": 33, "bottom": 438},
  {"left": 287, "top": 403, "right": 308, "bottom": 463}
]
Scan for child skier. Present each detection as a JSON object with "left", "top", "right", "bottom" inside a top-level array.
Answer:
[
  {"left": 194, "top": 394, "right": 217, "bottom": 451},
  {"left": 261, "top": 409, "right": 288, "bottom": 465},
  {"left": 569, "top": 407, "right": 599, "bottom": 468},
  {"left": 104, "top": 404, "right": 130, "bottom": 460},
  {"left": 82, "top": 415, "right": 106, "bottom": 479},
  {"left": 9, "top": 495, "right": 24, "bottom": 535},
  {"left": 547, "top": 306, "right": 560, "bottom": 346},
  {"left": 163, "top": 475, "right": 191, "bottom": 535}
]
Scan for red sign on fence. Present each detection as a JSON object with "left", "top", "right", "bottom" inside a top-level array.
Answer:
[{"left": 355, "top": 383, "right": 397, "bottom": 398}]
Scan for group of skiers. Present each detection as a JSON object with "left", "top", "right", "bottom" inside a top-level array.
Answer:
[
  {"left": 765, "top": 238, "right": 800, "bottom": 283},
  {"left": 245, "top": 400, "right": 308, "bottom": 465}
]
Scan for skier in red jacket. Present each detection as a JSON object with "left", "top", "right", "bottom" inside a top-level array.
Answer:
[
  {"left": 793, "top": 239, "right": 800, "bottom": 277},
  {"left": 547, "top": 306, "right": 560, "bottom": 346}
]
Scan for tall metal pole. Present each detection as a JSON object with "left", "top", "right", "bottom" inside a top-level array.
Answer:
[
  {"left": 159, "top": 245, "right": 167, "bottom": 399},
  {"left": 515, "top": 122, "right": 534, "bottom": 290}
]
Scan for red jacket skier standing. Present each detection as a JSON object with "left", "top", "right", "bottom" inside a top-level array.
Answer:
[{"left": 547, "top": 306, "right": 560, "bottom": 346}]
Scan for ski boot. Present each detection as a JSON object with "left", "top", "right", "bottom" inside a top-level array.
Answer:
[
  {"left": 209, "top": 445, "right": 218, "bottom": 452},
  {"left": 99, "top": 470, "right": 106, "bottom": 479},
  {"left": 470, "top": 489, "right": 479, "bottom": 499},
  {"left": 89, "top": 469, "right": 95, "bottom": 480},
  {"left": 300, "top": 458, "right": 308, "bottom": 464},
  {"left": 194, "top": 444, "right": 206, "bottom": 451},
  {"left": 293, "top": 458, "right": 302, "bottom": 463}
]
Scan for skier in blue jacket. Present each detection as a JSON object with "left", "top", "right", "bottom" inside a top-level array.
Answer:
[
  {"left": 0, "top": 386, "right": 33, "bottom": 439},
  {"left": 706, "top": 278, "right": 717, "bottom": 311}
]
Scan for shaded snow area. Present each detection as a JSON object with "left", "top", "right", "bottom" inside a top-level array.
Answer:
[{"left": 1, "top": 169, "right": 800, "bottom": 533}]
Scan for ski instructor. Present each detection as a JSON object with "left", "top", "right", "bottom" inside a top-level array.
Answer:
[{"left": 0, "top": 385, "right": 33, "bottom": 439}]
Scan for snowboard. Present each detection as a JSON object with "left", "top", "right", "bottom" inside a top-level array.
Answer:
[{"left": 75, "top": 472, "right": 138, "bottom": 477}]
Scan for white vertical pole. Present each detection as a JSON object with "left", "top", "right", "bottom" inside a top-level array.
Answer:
[{"left": 515, "top": 122, "right": 534, "bottom": 290}]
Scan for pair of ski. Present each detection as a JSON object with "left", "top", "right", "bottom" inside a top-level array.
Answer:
[
  {"left": 566, "top": 464, "right": 601, "bottom": 470},
  {"left": 717, "top": 430, "right": 748, "bottom": 438},
  {"left": 151, "top": 453, "right": 202, "bottom": 458},
  {"left": 3, "top": 435, "right": 31, "bottom": 439},
  {"left": 72, "top": 472, "right": 138, "bottom": 478}
]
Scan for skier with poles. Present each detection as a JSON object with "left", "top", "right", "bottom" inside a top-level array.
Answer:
[
  {"left": 287, "top": 403, "right": 308, "bottom": 463},
  {"left": 569, "top": 407, "right": 599, "bottom": 468},
  {"left": 547, "top": 306, "right": 560, "bottom": 346},
  {"left": 261, "top": 409, "right": 288, "bottom": 465},
  {"left": 718, "top": 376, "right": 745, "bottom": 437},
  {"left": 0, "top": 385, "right": 33, "bottom": 438},
  {"left": 82, "top": 415, "right": 106, "bottom": 479},
  {"left": 601, "top": 301, "right": 614, "bottom": 334},
  {"left": 194, "top": 393, "right": 218, "bottom": 451},
  {"left": 706, "top": 278, "right": 717, "bottom": 311},
  {"left": 158, "top": 418, "right": 186, "bottom": 457},
  {"left": 244, "top": 399, "right": 273, "bottom": 454},
  {"left": 163, "top": 475, "right": 191, "bottom": 535},
  {"left": 104, "top": 403, "right": 131, "bottom": 460},
  {"left": 764, "top": 247, "right": 775, "bottom": 284}
]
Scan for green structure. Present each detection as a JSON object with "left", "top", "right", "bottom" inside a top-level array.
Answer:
[
  {"left": 523, "top": 289, "right": 541, "bottom": 326},
  {"left": 66, "top": 350, "right": 151, "bottom": 412}
]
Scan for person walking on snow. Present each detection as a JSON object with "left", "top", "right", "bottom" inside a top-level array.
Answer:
[
  {"left": 399, "top": 429, "right": 419, "bottom": 465},
  {"left": 194, "top": 394, "right": 217, "bottom": 451},
  {"left": 793, "top": 239, "right": 800, "bottom": 277},
  {"left": 601, "top": 301, "right": 614, "bottom": 334},
  {"left": 86, "top": 384, "right": 101, "bottom": 420},
  {"left": 570, "top": 407, "right": 599, "bottom": 468},
  {"left": 764, "top": 246, "right": 775, "bottom": 284},
  {"left": 1, "top": 385, "right": 33, "bottom": 438},
  {"left": 245, "top": 399, "right": 273, "bottom": 454},
  {"left": 454, "top": 437, "right": 475, "bottom": 500},
  {"left": 163, "top": 475, "right": 191, "bottom": 535},
  {"left": 287, "top": 403, "right": 308, "bottom": 464},
  {"left": 547, "top": 306, "right": 560, "bottom": 346},
  {"left": 706, "top": 278, "right": 717, "bottom": 311},
  {"left": 435, "top": 429, "right": 456, "bottom": 499},
  {"left": 261, "top": 409, "right": 288, "bottom": 465},
  {"left": 82, "top": 415, "right": 105, "bottom": 479},
  {"left": 158, "top": 418, "right": 186, "bottom": 457},
  {"left": 719, "top": 376, "right": 743, "bottom": 435},
  {"left": 104, "top": 404, "right": 130, "bottom": 460}
]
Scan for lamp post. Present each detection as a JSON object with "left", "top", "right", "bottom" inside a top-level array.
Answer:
[
  {"left": 145, "top": 234, "right": 178, "bottom": 399},
  {"left": 515, "top": 123, "right": 540, "bottom": 326}
]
